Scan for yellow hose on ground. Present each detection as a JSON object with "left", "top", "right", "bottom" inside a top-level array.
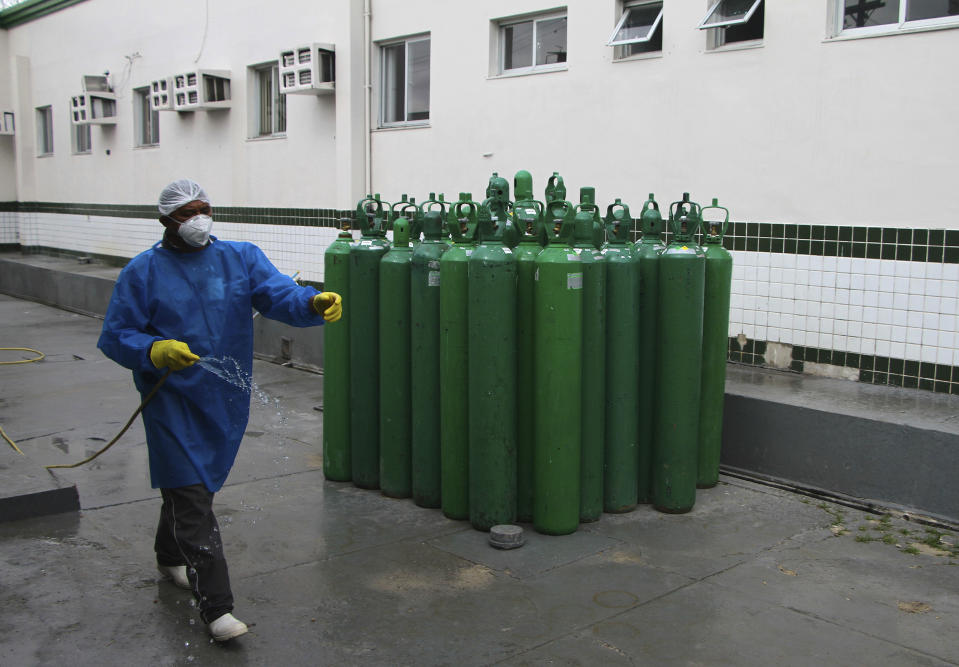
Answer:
[
  {"left": 0, "top": 345, "right": 172, "bottom": 468},
  {"left": 0, "top": 347, "right": 45, "bottom": 364}
]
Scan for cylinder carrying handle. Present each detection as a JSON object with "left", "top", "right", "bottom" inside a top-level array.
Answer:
[
  {"left": 604, "top": 198, "right": 633, "bottom": 242},
  {"left": 700, "top": 197, "right": 729, "bottom": 243}
]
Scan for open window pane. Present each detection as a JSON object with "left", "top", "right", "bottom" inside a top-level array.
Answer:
[
  {"left": 382, "top": 43, "right": 406, "bottom": 123},
  {"left": 503, "top": 21, "right": 533, "bottom": 70},
  {"left": 535, "top": 17, "right": 567, "bottom": 65},
  {"left": 407, "top": 39, "right": 430, "bottom": 122},
  {"left": 700, "top": 0, "right": 763, "bottom": 28},
  {"left": 843, "top": 0, "right": 901, "bottom": 28},
  {"left": 906, "top": 0, "right": 959, "bottom": 20},
  {"left": 609, "top": 3, "right": 663, "bottom": 45}
]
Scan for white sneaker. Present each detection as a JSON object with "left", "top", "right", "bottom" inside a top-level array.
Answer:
[
  {"left": 156, "top": 564, "right": 191, "bottom": 590},
  {"left": 208, "top": 613, "right": 249, "bottom": 642}
]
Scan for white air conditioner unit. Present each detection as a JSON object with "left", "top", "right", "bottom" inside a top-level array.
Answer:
[
  {"left": 172, "top": 69, "right": 231, "bottom": 111},
  {"left": 150, "top": 78, "right": 174, "bottom": 111},
  {"left": 278, "top": 43, "right": 334, "bottom": 95},
  {"left": 81, "top": 74, "right": 112, "bottom": 93},
  {"left": 70, "top": 91, "right": 118, "bottom": 125},
  {"left": 0, "top": 111, "right": 14, "bottom": 136}
]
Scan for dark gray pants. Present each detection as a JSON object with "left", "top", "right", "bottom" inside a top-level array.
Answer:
[{"left": 155, "top": 484, "right": 233, "bottom": 624}]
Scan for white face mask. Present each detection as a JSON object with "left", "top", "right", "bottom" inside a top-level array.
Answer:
[{"left": 178, "top": 214, "right": 213, "bottom": 247}]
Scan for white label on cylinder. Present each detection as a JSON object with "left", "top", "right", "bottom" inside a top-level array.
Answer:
[
  {"left": 428, "top": 260, "right": 440, "bottom": 270},
  {"left": 428, "top": 271, "right": 440, "bottom": 287},
  {"left": 567, "top": 272, "right": 583, "bottom": 290},
  {"left": 503, "top": 247, "right": 512, "bottom": 254},
  {"left": 567, "top": 253, "right": 580, "bottom": 261},
  {"left": 465, "top": 249, "right": 473, "bottom": 256},
  {"left": 535, "top": 268, "right": 540, "bottom": 281}
]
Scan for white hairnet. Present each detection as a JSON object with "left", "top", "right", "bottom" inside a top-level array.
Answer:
[{"left": 158, "top": 179, "right": 211, "bottom": 216}]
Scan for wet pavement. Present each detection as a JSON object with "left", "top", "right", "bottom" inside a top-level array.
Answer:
[{"left": 1, "top": 294, "right": 957, "bottom": 666}]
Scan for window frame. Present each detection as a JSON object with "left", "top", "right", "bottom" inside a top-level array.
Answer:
[
  {"left": 379, "top": 34, "right": 431, "bottom": 128},
  {"left": 36, "top": 105, "right": 54, "bottom": 156},
  {"left": 497, "top": 11, "right": 568, "bottom": 76},
  {"left": 608, "top": 1, "right": 664, "bottom": 59},
  {"left": 830, "top": 0, "right": 959, "bottom": 39},
  {"left": 72, "top": 122, "right": 91, "bottom": 155},
  {"left": 249, "top": 61, "right": 287, "bottom": 139},
  {"left": 133, "top": 86, "right": 160, "bottom": 148},
  {"left": 701, "top": 0, "right": 765, "bottom": 50}
]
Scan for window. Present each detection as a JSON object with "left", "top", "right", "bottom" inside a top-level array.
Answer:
[
  {"left": 837, "top": 0, "right": 959, "bottom": 35},
  {"left": 251, "top": 63, "right": 286, "bottom": 137},
  {"left": 72, "top": 123, "right": 91, "bottom": 154},
  {"left": 381, "top": 35, "right": 430, "bottom": 126},
  {"left": 609, "top": 1, "right": 663, "bottom": 58},
  {"left": 36, "top": 106, "right": 53, "bottom": 155},
  {"left": 134, "top": 86, "right": 159, "bottom": 147},
  {"left": 498, "top": 13, "right": 567, "bottom": 74},
  {"left": 699, "top": 0, "right": 764, "bottom": 48}
]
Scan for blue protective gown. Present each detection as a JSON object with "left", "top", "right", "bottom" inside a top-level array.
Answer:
[{"left": 97, "top": 237, "right": 322, "bottom": 492}]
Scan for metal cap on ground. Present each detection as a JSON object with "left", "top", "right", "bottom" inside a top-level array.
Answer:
[{"left": 488, "top": 524, "right": 525, "bottom": 550}]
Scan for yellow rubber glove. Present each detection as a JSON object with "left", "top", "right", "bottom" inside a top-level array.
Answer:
[
  {"left": 149, "top": 339, "right": 200, "bottom": 371},
  {"left": 313, "top": 292, "right": 343, "bottom": 323}
]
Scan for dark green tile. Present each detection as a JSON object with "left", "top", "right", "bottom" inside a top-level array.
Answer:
[
  {"left": 919, "top": 378, "right": 934, "bottom": 391},
  {"left": 824, "top": 241, "right": 837, "bottom": 256},
  {"left": 881, "top": 244, "right": 896, "bottom": 260},
  {"left": 928, "top": 246, "right": 943, "bottom": 262},
  {"left": 734, "top": 237, "right": 746, "bottom": 251},
  {"left": 746, "top": 238, "right": 758, "bottom": 251},
  {"left": 771, "top": 238, "right": 784, "bottom": 253},
  {"left": 896, "top": 245, "right": 912, "bottom": 261},
  {"left": 888, "top": 374, "right": 904, "bottom": 387},
  {"left": 747, "top": 222, "right": 759, "bottom": 237},
  {"left": 920, "top": 362, "right": 936, "bottom": 380},
  {"left": 792, "top": 346, "right": 804, "bottom": 361},
  {"left": 852, "top": 243, "right": 866, "bottom": 258},
  {"left": 784, "top": 224, "right": 797, "bottom": 238},
  {"left": 759, "top": 223, "right": 771, "bottom": 238},
  {"left": 845, "top": 353, "right": 860, "bottom": 369},
  {"left": 897, "top": 228, "right": 912, "bottom": 245},
  {"left": 733, "top": 222, "right": 746, "bottom": 236},
  {"left": 838, "top": 242, "right": 852, "bottom": 257},
  {"left": 866, "top": 244, "right": 881, "bottom": 259},
  {"left": 772, "top": 223, "right": 784, "bottom": 238},
  {"left": 825, "top": 226, "right": 838, "bottom": 241},
  {"left": 758, "top": 238, "right": 770, "bottom": 252},
  {"left": 723, "top": 236, "right": 734, "bottom": 251},
  {"left": 930, "top": 229, "right": 945, "bottom": 245},
  {"left": 811, "top": 225, "right": 824, "bottom": 240},
  {"left": 882, "top": 228, "right": 897, "bottom": 243},
  {"left": 784, "top": 239, "right": 797, "bottom": 254},
  {"left": 798, "top": 225, "right": 811, "bottom": 240},
  {"left": 947, "top": 230, "right": 959, "bottom": 246},
  {"left": 868, "top": 227, "right": 882, "bottom": 243},
  {"left": 936, "top": 364, "right": 952, "bottom": 381},
  {"left": 832, "top": 351, "right": 846, "bottom": 367},
  {"left": 911, "top": 245, "right": 927, "bottom": 262},
  {"left": 838, "top": 226, "right": 852, "bottom": 242},
  {"left": 935, "top": 381, "right": 951, "bottom": 394},
  {"left": 913, "top": 229, "right": 927, "bottom": 245},
  {"left": 873, "top": 372, "right": 888, "bottom": 385},
  {"left": 888, "top": 358, "right": 904, "bottom": 374},
  {"left": 790, "top": 360, "right": 804, "bottom": 373},
  {"left": 904, "top": 360, "right": 920, "bottom": 377},
  {"left": 874, "top": 357, "right": 889, "bottom": 373},
  {"left": 945, "top": 247, "right": 959, "bottom": 263},
  {"left": 860, "top": 370, "right": 873, "bottom": 383},
  {"left": 860, "top": 355, "right": 874, "bottom": 370},
  {"left": 811, "top": 240, "right": 824, "bottom": 256}
]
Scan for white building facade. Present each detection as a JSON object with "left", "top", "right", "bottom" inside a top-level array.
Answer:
[{"left": 1, "top": 0, "right": 957, "bottom": 392}]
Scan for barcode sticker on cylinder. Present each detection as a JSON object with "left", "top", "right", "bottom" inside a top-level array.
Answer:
[
  {"left": 428, "top": 271, "right": 440, "bottom": 287},
  {"left": 567, "top": 272, "right": 583, "bottom": 290}
]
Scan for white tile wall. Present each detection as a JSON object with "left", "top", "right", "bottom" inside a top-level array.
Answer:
[{"left": 728, "top": 250, "right": 959, "bottom": 368}]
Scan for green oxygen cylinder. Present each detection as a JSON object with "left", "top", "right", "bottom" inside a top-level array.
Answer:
[
  {"left": 468, "top": 204, "right": 517, "bottom": 531},
  {"left": 379, "top": 216, "right": 413, "bottom": 498},
  {"left": 545, "top": 171, "right": 567, "bottom": 204},
  {"left": 439, "top": 194, "right": 478, "bottom": 520},
  {"left": 350, "top": 195, "right": 392, "bottom": 489},
  {"left": 512, "top": 170, "right": 546, "bottom": 523},
  {"left": 574, "top": 187, "right": 607, "bottom": 523},
  {"left": 633, "top": 194, "right": 665, "bottom": 503},
  {"left": 698, "top": 198, "right": 733, "bottom": 489},
  {"left": 601, "top": 199, "right": 639, "bottom": 513},
  {"left": 323, "top": 217, "right": 354, "bottom": 482},
  {"left": 533, "top": 200, "right": 582, "bottom": 535},
  {"left": 410, "top": 201, "right": 450, "bottom": 508},
  {"left": 653, "top": 193, "right": 705, "bottom": 514}
]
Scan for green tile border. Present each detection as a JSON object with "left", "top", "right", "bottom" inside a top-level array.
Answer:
[{"left": 728, "top": 336, "right": 959, "bottom": 395}]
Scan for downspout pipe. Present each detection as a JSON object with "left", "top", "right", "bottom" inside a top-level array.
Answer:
[{"left": 364, "top": 0, "right": 372, "bottom": 196}]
